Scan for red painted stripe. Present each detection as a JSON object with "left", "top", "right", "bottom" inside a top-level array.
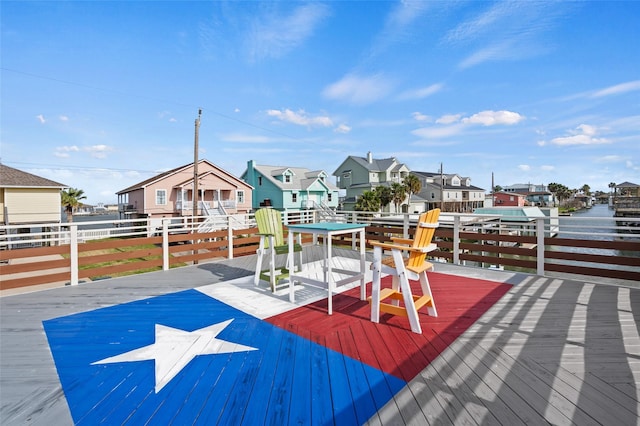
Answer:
[{"left": 266, "top": 272, "right": 511, "bottom": 380}]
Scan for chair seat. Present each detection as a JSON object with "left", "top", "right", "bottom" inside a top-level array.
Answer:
[
  {"left": 368, "top": 288, "right": 434, "bottom": 318},
  {"left": 273, "top": 243, "right": 302, "bottom": 256},
  {"left": 380, "top": 256, "right": 434, "bottom": 275}
]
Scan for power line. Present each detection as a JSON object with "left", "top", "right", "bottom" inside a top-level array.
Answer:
[
  {"left": 1, "top": 67, "right": 299, "bottom": 140},
  {"left": 5, "top": 160, "right": 160, "bottom": 175}
]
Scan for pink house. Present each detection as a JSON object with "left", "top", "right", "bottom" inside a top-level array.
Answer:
[
  {"left": 116, "top": 160, "right": 253, "bottom": 219},
  {"left": 492, "top": 191, "right": 527, "bottom": 207}
]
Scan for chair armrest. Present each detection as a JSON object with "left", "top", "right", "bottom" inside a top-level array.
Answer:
[
  {"left": 371, "top": 241, "right": 437, "bottom": 253},
  {"left": 257, "top": 232, "right": 275, "bottom": 236},
  {"left": 390, "top": 237, "right": 413, "bottom": 245}
]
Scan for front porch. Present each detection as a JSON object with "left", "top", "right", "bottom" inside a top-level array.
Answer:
[{"left": 1, "top": 247, "right": 638, "bottom": 425}]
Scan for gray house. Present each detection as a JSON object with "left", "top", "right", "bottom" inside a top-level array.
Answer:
[{"left": 333, "top": 152, "right": 411, "bottom": 212}]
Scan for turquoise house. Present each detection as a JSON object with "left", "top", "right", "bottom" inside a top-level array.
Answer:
[{"left": 241, "top": 160, "right": 340, "bottom": 212}]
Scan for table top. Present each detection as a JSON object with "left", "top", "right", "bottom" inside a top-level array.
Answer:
[{"left": 286, "top": 222, "right": 367, "bottom": 232}]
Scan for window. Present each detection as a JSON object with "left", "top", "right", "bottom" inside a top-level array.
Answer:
[
  {"left": 156, "top": 189, "right": 167, "bottom": 205},
  {"left": 285, "top": 174, "right": 291, "bottom": 183},
  {"left": 328, "top": 193, "right": 332, "bottom": 202},
  {"left": 237, "top": 190, "right": 244, "bottom": 203},
  {"left": 292, "top": 193, "right": 297, "bottom": 202},
  {"left": 258, "top": 177, "right": 263, "bottom": 186}
]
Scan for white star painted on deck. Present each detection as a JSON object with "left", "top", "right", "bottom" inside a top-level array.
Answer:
[{"left": 92, "top": 319, "right": 257, "bottom": 393}]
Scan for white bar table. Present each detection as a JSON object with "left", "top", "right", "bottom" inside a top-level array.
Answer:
[{"left": 286, "top": 222, "right": 367, "bottom": 314}]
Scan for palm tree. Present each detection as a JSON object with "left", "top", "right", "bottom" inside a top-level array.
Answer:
[
  {"left": 374, "top": 185, "right": 392, "bottom": 212},
  {"left": 391, "top": 182, "right": 406, "bottom": 213},
  {"left": 581, "top": 184, "right": 591, "bottom": 196},
  {"left": 403, "top": 174, "right": 421, "bottom": 208},
  {"left": 355, "top": 190, "right": 380, "bottom": 212},
  {"left": 61, "top": 188, "right": 87, "bottom": 223},
  {"left": 609, "top": 182, "right": 616, "bottom": 196}
]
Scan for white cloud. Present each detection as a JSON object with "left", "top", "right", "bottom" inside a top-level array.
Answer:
[
  {"left": 323, "top": 74, "right": 394, "bottom": 105},
  {"left": 59, "top": 115, "right": 69, "bottom": 122},
  {"left": 591, "top": 80, "right": 640, "bottom": 98},
  {"left": 36, "top": 114, "right": 46, "bottom": 124},
  {"left": 436, "top": 114, "right": 462, "bottom": 125},
  {"left": 412, "top": 124, "right": 465, "bottom": 139},
  {"left": 266, "top": 108, "right": 333, "bottom": 128},
  {"left": 541, "top": 165, "right": 555, "bottom": 171},
  {"left": 412, "top": 112, "right": 431, "bottom": 122},
  {"left": 334, "top": 124, "right": 351, "bottom": 134},
  {"left": 398, "top": 83, "right": 443, "bottom": 100},
  {"left": 446, "top": 1, "right": 565, "bottom": 68},
  {"left": 247, "top": 3, "right": 330, "bottom": 61},
  {"left": 413, "top": 110, "right": 524, "bottom": 140},
  {"left": 462, "top": 110, "right": 524, "bottom": 126},
  {"left": 550, "top": 124, "right": 610, "bottom": 146},
  {"left": 518, "top": 165, "right": 531, "bottom": 171},
  {"left": 85, "top": 145, "right": 113, "bottom": 159},
  {"left": 54, "top": 144, "right": 113, "bottom": 159},
  {"left": 597, "top": 155, "right": 625, "bottom": 163}
]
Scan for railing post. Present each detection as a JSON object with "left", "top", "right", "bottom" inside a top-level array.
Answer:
[
  {"left": 453, "top": 215, "right": 460, "bottom": 265},
  {"left": 403, "top": 214, "right": 410, "bottom": 239},
  {"left": 227, "top": 216, "right": 234, "bottom": 259},
  {"left": 162, "top": 219, "right": 169, "bottom": 271},
  {"left": 536, "top": 217, "right": 545, "bottom": 276},
  {"left": 70, "top": 225, "right": 79, "bottom": 286}
]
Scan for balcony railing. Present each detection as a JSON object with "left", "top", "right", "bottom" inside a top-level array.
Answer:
[{"left": 1, "top": 209, "right": 638, "bottom": 291}]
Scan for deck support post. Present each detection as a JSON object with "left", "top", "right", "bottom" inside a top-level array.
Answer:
[
  {"left": 227, "top": 217, "right": 234, "bottom": 259},
  {"left": 70, "top": 225, "right": 79, "bottom": 286},
  {"left": 162, "top": 219, "right": 169, "bottom": 270},
  {"left": 453, "top": 215, "right": 460, "bottom": 265},
  {"left": 536, "top": 217, "right": 545, "bottom": 276}
]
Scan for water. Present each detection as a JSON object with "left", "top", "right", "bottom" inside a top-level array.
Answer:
[
  {"left": 554, "top": 203, "right": 639, "bottom": 260},
  {"left": 557, "top": 204, "right": 617, "bottom": 240}
]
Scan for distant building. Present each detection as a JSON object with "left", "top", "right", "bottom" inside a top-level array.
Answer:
[
  {"left": 413, "top": 171, "right": 485, "bottom": 213},
  {"left": 0, "top": 164, "right": 67, "bottom": 225},
  {"left": 333, "top": 152, "right": 410, "bottom": 212},
  {"left": 116, "top": 159, "right": 253, "bottom": 220},
  {"left": 491, "top": 191, "right": 527, "bottom": 207},
  {"left": 242, "top": 160, "right": 339, "bottom": 212},
  {"left": 501, "top": 183, "right": 557, "bottom": 207}
]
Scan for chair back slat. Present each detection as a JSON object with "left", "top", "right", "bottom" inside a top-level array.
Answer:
[
  {"left": 255, "top": 208, "right": 285, "bottom": 248},
  {"left": 407, "top": 208, "right": 440, "bottom": 269}
]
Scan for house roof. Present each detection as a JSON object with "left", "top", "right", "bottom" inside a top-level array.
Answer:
[
  {"left": 252, "top": 164, "right": 338, "bottom": 191},
  {"left": 116, "top": 159, "right": 251, "bottom": 194},
  {"left": 473, "top": 206, "right": 545, "bottom": 221},
  {"left": 336, "top": 155, "right": 407, "bottom": 174},
  {"left": 616, "top": 181, "right": 639, "bottom": 188},
  {"left": 0, "top": 164, "right": 67, "bottom": 188}
]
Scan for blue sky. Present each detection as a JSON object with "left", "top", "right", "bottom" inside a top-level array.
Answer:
[{"left": 2, "top": 1, "right": 639, "bottom": 204}]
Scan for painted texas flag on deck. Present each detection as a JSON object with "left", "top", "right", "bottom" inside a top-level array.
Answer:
[{"left": 43, "top": 289, "right": 405, "bottom": 425}]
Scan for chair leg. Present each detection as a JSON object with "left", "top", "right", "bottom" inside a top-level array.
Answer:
[
  {"left": 419, "top": 270, "right": 437, "bottom": 317},
  {"left": 268, "top": 235, "right": 276, "bottom": 292},
  {"left": 370, "top": 246, "right": 383, "bottom": 324},
  {"left": 396, "top": 270, "right": 422, "bottom": 334},
  {"left": 254, "top": 237, "right": 265, "bottom": 286}
]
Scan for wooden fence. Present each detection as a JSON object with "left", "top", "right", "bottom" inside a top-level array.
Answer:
[{"left": 1, "top": 210, "right": 639, "bottom": 291}]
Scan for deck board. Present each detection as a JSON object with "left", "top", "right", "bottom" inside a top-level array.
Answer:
[{"left": 2, "top": 246, "right": 639, "bottom": 425}]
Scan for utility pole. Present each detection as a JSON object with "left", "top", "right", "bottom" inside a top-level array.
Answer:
[
  {"left": 440, "top": 162, "right": 444, "bottom": 212},
  {"left": 193, "top": 109, "right": 202, "bottom": 219},
  {"left": 192, "top": 109, "right": 202, "bottom": 265}
]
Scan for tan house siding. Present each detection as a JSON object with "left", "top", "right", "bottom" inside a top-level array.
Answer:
[
  {"left": 4, "top": 188, "right": 62, "bottom": 224},
  {"left": 0, "top": 190, "right": 5, "bottom": 224}
]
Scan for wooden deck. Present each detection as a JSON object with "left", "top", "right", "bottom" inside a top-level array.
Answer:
[{"left": 1, "top": 247, "right": 639, "bottom": 425}]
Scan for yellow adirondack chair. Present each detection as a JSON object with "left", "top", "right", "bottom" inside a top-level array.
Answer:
[
  {"left": 253, "top": 208, "right": 303, "bottom": 292},
  {"left": 369, "top": 208, "right": 440, "bottom": 334}
]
